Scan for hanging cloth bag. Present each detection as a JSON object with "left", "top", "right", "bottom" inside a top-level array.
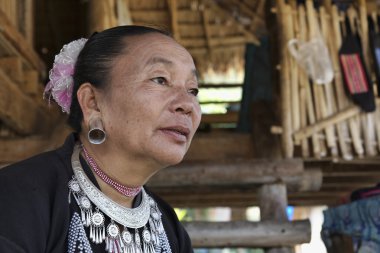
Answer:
[
  {"left": 339, "top": 17, "right": 376, "bottom": 112},
  {"left": 368, "top": 15, "right": 380, "bottom": 97}
]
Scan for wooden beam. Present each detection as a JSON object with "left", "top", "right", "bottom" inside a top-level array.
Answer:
[
  {"left": 130, "top": 9, "right": 170, "bottom": 24},
  {"left": 184, "top": 132, "right": 254, "bottom": 161},
  {"left": 201, "top": 112, "right": 239, "bottom": 124},
  {"left": 149, "top": 161, "right": 322, "bottom": 192},
  {"left": 224, "top": 0, "right": 264, "bottom": 23},
  {"left": 156, "top": 189, "right": 342, "bottom": 207},
  {"left": 0, "top": 8, "right": 44, "bottom": 73},
  {"left": 208, "top": 3, "right": 260, "bottom": 45},
  {"left": 184, "top": 220, "right": 311, "bottom": 248},
  {"left": 131, "top": 9, "right": 200, "bottom": 24},
  {"left": 23, "top": 70, "right": 41, "bottom": 96},
  {"left": 0, "top": 120, "right": 70, "bottom": 163},
  {"left": 200, "top": 83, "right": 242, "bottom": 88},
  {"left": 199, "top": 100, "right": 240, "bottom": 105},
  {"left": 181, "top": 36, "right": 250, "bottom": 48},
  {"left": 201, "top": 8, "right": 212, "bottom": 50},
  {"left": 189, "top": 44, "right": 244, "bottom": 55},
  {"left": 0, "top": 68, "right": 52, "bottom": 135},
  {"left": 0, "top": 56, "right": 23, "bottom": 84}
]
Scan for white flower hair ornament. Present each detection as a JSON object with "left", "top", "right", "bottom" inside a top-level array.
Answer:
[{"left": 44, "top": 38, "right": 88, "bottom": 113}]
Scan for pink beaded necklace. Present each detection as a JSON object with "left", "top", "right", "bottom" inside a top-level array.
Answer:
[{"left": 82, "top": 145, "right": 142, "bottom": 197}]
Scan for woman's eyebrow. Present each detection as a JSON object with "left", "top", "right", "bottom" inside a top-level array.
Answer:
[
  {"left": 192, "top": 69, "right": 200, "bottom": 84},
  {"left": 146, "top": 57, "right": 174, "bottom": 67}
]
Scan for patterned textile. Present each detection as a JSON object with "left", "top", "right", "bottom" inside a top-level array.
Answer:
[
  {"left": 340, "top": 53, "right": 369, "bottom": 94},
  {"left": 322, "top": 196, "right": 380, "bottom": 253},
  {"left": 68, "top": 212, "right": 93, "bottom": 253}
]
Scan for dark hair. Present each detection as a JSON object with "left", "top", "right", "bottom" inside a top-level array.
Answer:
[{"left": 68, "top": 25, "right": 171, "bottom": 132}]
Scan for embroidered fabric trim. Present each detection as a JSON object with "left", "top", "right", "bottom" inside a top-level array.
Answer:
[
  {"left": 69, "top": 143, "right": 172, "bottom": 253},
  {"left": 68, "top": 212, "right": 93, "bottom": 253}
]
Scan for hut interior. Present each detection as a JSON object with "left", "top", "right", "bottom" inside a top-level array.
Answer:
[{"left": 2, "top": 0, "right": 380, "bottom": 252}]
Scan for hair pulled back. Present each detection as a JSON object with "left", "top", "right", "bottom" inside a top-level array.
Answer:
[{"left": 68, "top": 26, "right": 170, "bottom": 132}]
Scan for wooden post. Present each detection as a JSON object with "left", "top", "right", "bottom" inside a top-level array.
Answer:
[{"left": 259, "top": 183, "right": 294, "bottom": 253}]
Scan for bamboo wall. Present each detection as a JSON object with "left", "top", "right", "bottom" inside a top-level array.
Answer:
[{"left": 277, "top": 0, "right": 380, "bottom": 160}]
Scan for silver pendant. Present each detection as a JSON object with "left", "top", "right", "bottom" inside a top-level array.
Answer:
[
  {"left": 68, "top": 178, "right": 81, "bottom": 204},
  {"left": 90, "top": 210, "right": 105, "bottom": 244},
  {"left": 134, "top": 230, "right": 142, "bottom": 253},
  {"left": 105, "top": 222, "right": 122, "bottom": 253},
  {"left": 80, "top": 196, "right": 92, "bottom": 226},
  {"left": 142, "top": 228, "right": 155, "bottom": 253},
  {"left": 121, "top": 229, "right": 135, "bottom": 253}
]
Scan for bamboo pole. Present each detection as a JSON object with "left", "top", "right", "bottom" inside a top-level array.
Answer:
[
  {"left": 319, "top": 6, "right": 344, "bottom": 158},
  {"left": 277, "top": 1, "right": 294, "bottom": 158},
  {"left": 321, "top": 5, "right": 353, "bottom": 160},
  {"left": 306, "top": 0, "right": 331, "bottom": 157},
  {"left": 290, "top": 5, "right": 300, "bottom": 138},
  {"left": 298, "top": 5, "right": 321, "bottom": 158},
  {"left": 294, "top": 100, "right": 380, "bottom": 142},
  {"left": 297, "top": 6, "right": 310, "bottom": 157}
]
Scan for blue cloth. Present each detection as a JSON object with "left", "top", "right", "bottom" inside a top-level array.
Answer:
[{"left": 322, "top": 195, "right": 380, "bottom": 253}]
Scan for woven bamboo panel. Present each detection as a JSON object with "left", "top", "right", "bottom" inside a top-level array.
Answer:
[{"left": 276, "top": 0, "right": 380, "bottom": 160}]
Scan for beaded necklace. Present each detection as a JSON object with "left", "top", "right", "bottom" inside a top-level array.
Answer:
[{"left": 82, "top": 145, "right": 142, "bottom": 198}]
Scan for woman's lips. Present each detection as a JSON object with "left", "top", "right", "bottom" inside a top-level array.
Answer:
[{"left": 159, "top": 126, "right": 190, "bottom": 142}]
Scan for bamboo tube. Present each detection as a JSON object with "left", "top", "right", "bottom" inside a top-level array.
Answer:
[
  {"left": 298, "top": 5, "right": 321, "bottom": 158},
  {"left": 332, "top": 6, "right": 364, "bottom": 156},
  {"left": 306, "top": 0, "right": 333, "bottom": 157},
  {"left": 321, "top": 7, "right": 353, "bottom": 159},
  {"left": 290, "top": 5, "right": 300, "bottom": 134},
  {"left": 319, "top": 6, "right": 351, "bottom": 158},
  {"left": 277, "top": 0, "right": 294, "bottom": 158},
  {"left": 281, "top": 5, "right": 294, "bottom": 158},
  {"left": 297, "top": 6, "right": 310, "bottom": 157}
]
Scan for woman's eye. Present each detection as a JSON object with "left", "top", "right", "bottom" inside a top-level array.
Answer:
[
  {"left": 151, "top": 77, "right": 167, "bottom": 85},
  {"left": 189, "top": 88, "right": 199, "bottom": 96}
]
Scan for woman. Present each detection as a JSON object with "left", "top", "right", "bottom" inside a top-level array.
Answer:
[{"left": 0, "top": 26, "right": 201, "bottom": 253}]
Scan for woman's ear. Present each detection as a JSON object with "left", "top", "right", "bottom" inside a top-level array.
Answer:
[{"left": 77, "top": 83, "right": 101, "bottom": 129}]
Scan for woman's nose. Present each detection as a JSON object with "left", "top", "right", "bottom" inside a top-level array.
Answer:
[{"left": 171, "top": 89, "right": 195, "bottom": 115}]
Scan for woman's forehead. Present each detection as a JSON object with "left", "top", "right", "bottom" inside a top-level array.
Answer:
[{"left": 122, "top": 33, "right": 194, "bottom": 64}]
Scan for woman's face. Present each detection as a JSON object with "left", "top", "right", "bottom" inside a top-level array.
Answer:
[{"left": 98, "top": 33, "right": 201, "bottom": 168}]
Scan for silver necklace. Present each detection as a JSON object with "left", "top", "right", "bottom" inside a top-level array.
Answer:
[{"left": 69, "top": 143, "right": 165, "bottom": 253}]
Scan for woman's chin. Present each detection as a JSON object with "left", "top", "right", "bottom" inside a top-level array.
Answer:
[{"left": 155, "top": 151, "right": 185, "bottom": 168}]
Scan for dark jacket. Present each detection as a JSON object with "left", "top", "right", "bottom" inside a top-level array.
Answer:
[{"left": 0, "top": 134, "right": 192, "bottom": 253}]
